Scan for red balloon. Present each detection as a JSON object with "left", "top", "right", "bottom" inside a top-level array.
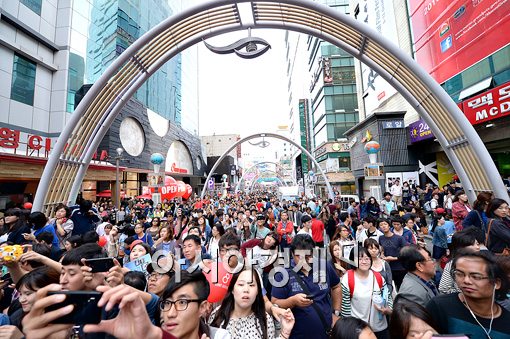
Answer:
[
  {"left": 98, "top": 236, "right": 107, "bottom": 247},
  {"left": 23, "top": 202, "right": 33, "bottom": 210},
  {"left": 182, "top": 184, "right": 193, "bottom": 200},
  {"left": 165, "top": 176, "right": 177, "bottom": 185},
  {"left": 175, "top": 181, "right": 186, "bottom": 198},
  {"left": 203, "top": 263, "right": 232, "bottom": 303},
  {"left": 152, "top": 176, "right": 178, "bottom": 200}
]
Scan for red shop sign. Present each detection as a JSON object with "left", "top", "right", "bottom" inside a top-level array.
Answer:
[{"left": 462, "top": 83, "right": 510, "bottom": 125}]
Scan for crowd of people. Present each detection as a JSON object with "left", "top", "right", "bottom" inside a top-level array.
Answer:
[{"left": 0, "top": 183, "right": 508, "bottom": 339}]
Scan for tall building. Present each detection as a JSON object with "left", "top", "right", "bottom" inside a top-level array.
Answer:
[
  {"left": 201, "top": 134, "right": 241, "bottom": 192},
  {"left": 347, "top": 0, "right": 510, "bottom": 198},
  {"left": 0, "top": 0, "right": 204, "bottom": 206},
  {"left": 285, "top": 0, "right": 359, "bottom": 198}
]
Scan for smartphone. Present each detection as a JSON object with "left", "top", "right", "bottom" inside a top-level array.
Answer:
[
  {"left": 84, "top": 257, "right": 115, "bottom": 273},
  {"left": 46, "top": 291, "right": 102, "bottom": 325},
  {"left": 305, "top": 294, "right": 314, "bottom": 299}
]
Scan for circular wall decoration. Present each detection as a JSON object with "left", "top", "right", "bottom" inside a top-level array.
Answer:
[
  {"left": 119, "top": 117, "right": 145, "bottom": 156},
  {"left": 147, "top": 108, "right": 169, "bottom": 137},
  {"left": 166, "top": 141, "right": 193, "bottom": 174}
]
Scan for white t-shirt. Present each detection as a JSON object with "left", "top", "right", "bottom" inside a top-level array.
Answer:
[
  {"left": 341, "top": 271, "right": 388, "bottom": 332},
  {"left": 297, "top": 228, "right": 313, "bottom": 237},
  {"left": 390, "top": 184, "right": 402, "bottom": 197},
  {"left": 357, "top": 228, "right": 383, "bottom": 246}
]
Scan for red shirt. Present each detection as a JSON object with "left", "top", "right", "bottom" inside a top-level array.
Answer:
[{"left": 311, "top": 218, "right": 324, "bottom": 243}]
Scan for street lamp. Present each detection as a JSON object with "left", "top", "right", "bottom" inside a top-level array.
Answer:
[{"left": 115, "top": 147, "right": 124, "bottom": 210}]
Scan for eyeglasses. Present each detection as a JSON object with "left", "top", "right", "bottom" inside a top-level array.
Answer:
[
  {"left": 148, "top": 272, "right": 166, "bottom": 280},
  {"left": 452, "top": 269, "right": 490, "bottom": 281},
  {"left": 159, "top": 299, "right": 201, "bottom": 312}
]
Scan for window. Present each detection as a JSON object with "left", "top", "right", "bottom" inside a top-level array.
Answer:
[
  {"left": 11, "top": 54, "right": 36, "bottom": 106},
  {"left": 21, "top": 0, "right": 42, "bottom": 15},
  {"left": 339, "top": 156, "right": 351, "bottom": 169}
]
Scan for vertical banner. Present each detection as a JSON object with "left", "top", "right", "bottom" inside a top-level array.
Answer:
[{"left": 436, "top": 152, "right": 455, "bottom": 187}]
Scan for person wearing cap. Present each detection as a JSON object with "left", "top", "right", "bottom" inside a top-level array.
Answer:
[
  {"left": 297, "top": 215, "right": 312, "bottom": 238},
  {"left": 250, "top": 214, "right": 270, "bottom": 240},
  {"left": 146, "top": 259, "right": 174, "bottom": 297}
]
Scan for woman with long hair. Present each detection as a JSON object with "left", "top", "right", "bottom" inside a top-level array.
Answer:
[
  {"left": 451, "top": 190, "right": 471, "bottom": 231},
  {"left": 462, "top": 191, "right": 491, "bottom": 230},
  {"left": 207, "top": 223, "right": 225, "bottom": 259},
  {"left": 147, "top": 217, "right": 162, "bottom": 240},
  {"left": 366, "top": 197, "right": 380, "bottom": 218},
  {"left": 329, "top": 240, "right": 348, "bottom": 279},
  {"left": 153, "top": 226, "right": 177, "bottom": 255},
  {"left": 485, "top": 198, "right": 510, "bottom": 255},
  {"left": 4, "top": 208, "right": 30, "bottom": 245},
  {"left": 365, "top": 239, "right": 393, "bottom": 297},
  {"left": 209, "top": 269, "right": 295, "bottom": 338}
]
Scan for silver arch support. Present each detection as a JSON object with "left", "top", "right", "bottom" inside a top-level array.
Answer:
[
  {"left": 33, "top": 0, "right": 508, "bottom": 214},
  {"left": 201, "top": 133, "right": 335, "bottom": 200}
]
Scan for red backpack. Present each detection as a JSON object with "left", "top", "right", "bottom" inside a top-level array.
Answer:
[{"left": 347, "top": 269, "right": 383, "bottom": 298}]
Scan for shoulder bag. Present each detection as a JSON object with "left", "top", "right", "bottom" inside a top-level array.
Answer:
[{"left": 288, "top": 270, "right": 332, "bottom": 336}]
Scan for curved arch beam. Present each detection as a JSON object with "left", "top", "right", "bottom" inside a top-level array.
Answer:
[
  {"left": 34, "top": 0, "right": 508, "bottom": 214},
  {"left": 201, "top": 133, "right": 335, "bottom": 200},
  {"left": 235, "top": 161, "right": 296, "bottom": 192}
]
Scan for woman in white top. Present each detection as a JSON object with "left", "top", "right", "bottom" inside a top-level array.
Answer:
[
  {"left": 341, "top": 247, "right": 393, "bottom": 338},
  {"left": 209, "top": 269, "right": 295, "bottom": 339},
  {"left": 208, "top": 224, "right": 225, "bottom": 259},
  {"left": 365, "top": 238, "right": 393, "bottom": 297}
]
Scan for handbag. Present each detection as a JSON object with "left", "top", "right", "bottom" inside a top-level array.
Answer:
[
  {"left": 485, "top": 219, "right": 510, "bottom": 256},
  {"left": 288, "top": 270, "right": 332, "bottom": 336}
]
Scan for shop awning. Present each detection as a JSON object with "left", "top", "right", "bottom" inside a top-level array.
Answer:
[{"left": 97, "top": 189, "right": 126, "bottom": 198}]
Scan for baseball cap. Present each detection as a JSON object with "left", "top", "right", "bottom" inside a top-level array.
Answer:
[
  {"left": 256, "top": 214, "right": 266, "bottom": 221},
  {"left": 129, "top": 239, "right": 143, "bottom": 251}
]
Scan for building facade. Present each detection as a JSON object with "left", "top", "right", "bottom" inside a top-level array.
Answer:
[
  {"left": 285, "top": 0, "right": 359, "bottom": 198},
  {"left": 0, "top": 0, "right": 204, "bottom": 207}
]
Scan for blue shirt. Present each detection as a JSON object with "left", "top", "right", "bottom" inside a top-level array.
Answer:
[
  {"left": 272, "top": 260, "right": 340, "bottom": 339},
  {"left": 443, "top": 220, "right": 455, "bottom": 244},
  {"left": 379, "top": 234, "right": 407, "bottom": 271},
  {"left": 34, "top": 224, "right": 60, "bottom": 248},
  {"left": 432, "top": 226, "right": 448, "bottom": 248}
]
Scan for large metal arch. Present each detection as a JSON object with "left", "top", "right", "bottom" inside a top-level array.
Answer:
[
  {"left": 202, "top": 133, "right": 335, "bottom": 200},
  {"left": 33, "top": 0, "right": 508, "bottom": 214},
  {"left": 235, "top": 161, "right": 297, "bottom": 192}
]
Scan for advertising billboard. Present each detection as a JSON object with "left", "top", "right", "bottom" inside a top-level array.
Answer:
[
  {"left": 409, "top": 0, "right": 510, "bottom": 84},
  {"left": 462, "top": 82, "right": 510, "bottom": 125}
]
